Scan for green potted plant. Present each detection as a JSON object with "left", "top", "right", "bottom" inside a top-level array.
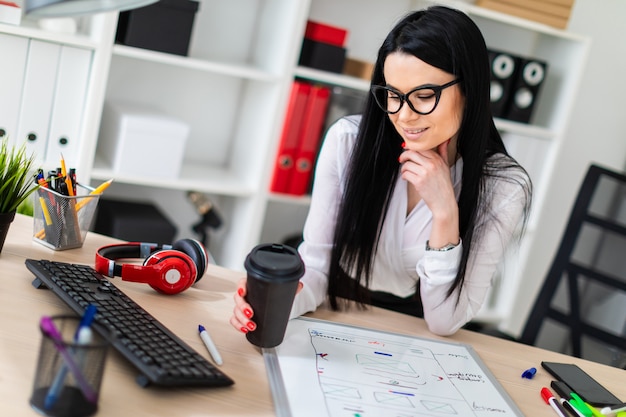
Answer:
[{"left": 0, "top": 139, "right": 39, "bottom": 252}]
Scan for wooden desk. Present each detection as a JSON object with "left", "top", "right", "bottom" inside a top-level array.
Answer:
[{"left": 1, "top": 214, "right": 624, "bottom": 416}]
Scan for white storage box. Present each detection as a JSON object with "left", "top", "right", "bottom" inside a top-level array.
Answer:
[{"left": 98, "top": 102, "right": 189, "bottom": 179}]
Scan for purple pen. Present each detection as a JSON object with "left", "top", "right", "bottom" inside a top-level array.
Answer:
[{"left": 40, "top": 316, "right": 98, "bottom": 404}]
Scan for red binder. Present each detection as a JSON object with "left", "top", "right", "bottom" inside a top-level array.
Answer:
[
  {"left": 270, "top": 80, "right": 311, "bottom": 193},
  {"left": 288, "top": 84, "right": 331, "bottom": 196}
]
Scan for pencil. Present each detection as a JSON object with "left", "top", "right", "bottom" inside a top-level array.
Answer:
[{"left": 74, "top": 179, "right": 113, "bottom": 211}]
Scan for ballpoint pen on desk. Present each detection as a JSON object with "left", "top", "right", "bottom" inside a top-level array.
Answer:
[
  {"left": 542, "top": 387, "right": 569, "bottom": 417},
  {"left": 39, "top": 315, "right": 98, "bottom": 405},
  {"left": 198, "top": 324, "right": 223, "bottom": 365},
  {"left": 44, "top": 305, "right": 98, "bottom": 410}
]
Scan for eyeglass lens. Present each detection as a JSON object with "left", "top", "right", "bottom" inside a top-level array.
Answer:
[
  {"left": 371, "top": 79, "right": 460, "bottom": 115},
  {"left": 372, "top": 86, "right": 440, "bottom": 115}
]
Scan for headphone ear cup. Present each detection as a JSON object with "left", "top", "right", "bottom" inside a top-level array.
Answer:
[
  {"left": 172, "top": 239, "right": 209, "bottom": 283},
  {"left": 143, "top": 250, "right": 197, "bottom": 295}
]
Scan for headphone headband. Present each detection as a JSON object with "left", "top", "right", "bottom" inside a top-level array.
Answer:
[
  {"left": 96, "top": 242, "right": 170, "bottom": 277},
  {"left": 94, "top": 240, "right": 207, "bottom": 295}
]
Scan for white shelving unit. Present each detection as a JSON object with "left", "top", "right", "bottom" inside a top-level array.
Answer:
[{"left": 0, "top": 0, "right": 589, "bottom": 326}]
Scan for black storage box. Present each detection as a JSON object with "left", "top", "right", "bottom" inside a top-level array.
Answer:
[
  {"left": 93, "top": 198, "right": 177, "bottom": 244},
  {"left": 298, "top": 38, "right": 346, "bottom": 73},
  {"left": 115, "top": 0, "right": 199, "bottom": 56}
]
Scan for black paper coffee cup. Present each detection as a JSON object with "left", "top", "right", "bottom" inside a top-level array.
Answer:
[{"left": 244, "top": 243, "right": 305, "bottom": 348}]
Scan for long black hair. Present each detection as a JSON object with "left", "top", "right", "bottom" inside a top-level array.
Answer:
[{"left": 327, "top": 6, "right": 532, "bottom": 309}]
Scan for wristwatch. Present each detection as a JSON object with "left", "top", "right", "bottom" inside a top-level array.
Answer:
[{"left": 425, "top": 240, "right": 460, "bottom": 252}]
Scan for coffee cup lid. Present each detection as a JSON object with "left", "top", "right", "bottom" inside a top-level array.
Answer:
[{"left": 244, "top": 244, "right": 305, "bottom": 281}]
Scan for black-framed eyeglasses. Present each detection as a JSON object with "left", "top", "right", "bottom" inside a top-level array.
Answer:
[{"left": 371, "top": 79, "right": 461, "bottom": 115}]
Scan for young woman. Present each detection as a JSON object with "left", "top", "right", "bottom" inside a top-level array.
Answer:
[{"left": 231, "top": 5, "right": 532, "bottom": 336}]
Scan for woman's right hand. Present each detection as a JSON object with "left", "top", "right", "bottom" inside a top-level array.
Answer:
[
  {"left": 229, "top": 277, "right": 305, "bottom": 334},
  {"left": 229, "top": 277, "right": 257, "bottom": 334}
]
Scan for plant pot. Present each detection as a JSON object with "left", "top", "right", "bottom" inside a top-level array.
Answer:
[{"left": 0, "top": 211, "right": 16, "bottom": 254}]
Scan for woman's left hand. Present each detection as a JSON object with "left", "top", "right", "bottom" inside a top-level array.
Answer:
[{"left": 398, "top": 139, "right": 456, "bottom": 214}]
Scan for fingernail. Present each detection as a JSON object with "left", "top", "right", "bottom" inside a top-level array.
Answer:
[
  {"left": 243, "top": 308, "right": 253, "bottom": 318},
  {"left": 237, "top": 287, "right": 244, "bottom": 297},
  {"left": 401, "top": 141, "right": 406, "bottom": 148},
  {"left": 246, "top": 321, "right": 256, "bottom": 331},
  {"left": 240, "top": 326, "right": 249, "bottom": 334}
]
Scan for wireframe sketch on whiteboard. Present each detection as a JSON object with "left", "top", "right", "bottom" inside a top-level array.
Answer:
[{"left": 272, "top": 317, "right": 523, "bottom": 417}]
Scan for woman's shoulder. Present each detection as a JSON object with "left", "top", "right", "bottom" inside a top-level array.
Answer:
[
  {"left": 322, "top": 114, "right": 362, "bottom": 152},
  {"left": 484, "top": 153, "right": 532, "bottom": 200},
  {"left": 327, "top": 114, "right": 362, "bottom": 136}
]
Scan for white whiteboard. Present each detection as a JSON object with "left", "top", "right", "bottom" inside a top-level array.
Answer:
[{"left": 265, "top": 317, "right": 524, "bottom": 417}]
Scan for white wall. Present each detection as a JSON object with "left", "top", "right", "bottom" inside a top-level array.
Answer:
[{"left": 502, "top": 0, "right": 626, "bottom": 335}]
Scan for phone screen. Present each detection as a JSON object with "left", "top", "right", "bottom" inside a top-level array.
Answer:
[{"left": 541, "top": 361, "right": 622, "bottom": 406}]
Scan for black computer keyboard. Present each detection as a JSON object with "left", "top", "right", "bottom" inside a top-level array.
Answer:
[{"left": 25, "top": 259, "right": 234, "bottom": 388}]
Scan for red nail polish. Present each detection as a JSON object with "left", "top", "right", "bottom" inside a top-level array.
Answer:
[
  {"left": 246, "top": 321, "right": 256, "bottom": 331},
  {"left": 240, "top": 326, "right": 249, "bottom": 334},
  {"left": 237, "top": 287, "right": 244, "bottom": 297},
  {"left": 401, "top": 141, "right": 406, "bottom": 148},
  {"left": 243, "top": 308, "right": 253, "bottom": 318}
]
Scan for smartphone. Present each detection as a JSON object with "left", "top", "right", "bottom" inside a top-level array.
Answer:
[{"left": 541, "top": 361, "right": 622, "bottom": 406}]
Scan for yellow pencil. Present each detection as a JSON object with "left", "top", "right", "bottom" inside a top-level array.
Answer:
[
  {"left": 39, "top": 197, "right": 52, "bottom": 226},
  {"left": 60, "top": 154, "right": 75, "bottom": 196},
  {"left": 74, "top": 179, "right": 114, "bottom": 211}
]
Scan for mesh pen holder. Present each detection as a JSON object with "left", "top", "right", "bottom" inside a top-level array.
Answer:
[{"left": 33, "top": 184, "right": 100, "bottom": 250}]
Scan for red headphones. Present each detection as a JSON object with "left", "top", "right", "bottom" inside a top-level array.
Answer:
[{"left": 95, "top": 239, "right": 209, "bottom": 295}]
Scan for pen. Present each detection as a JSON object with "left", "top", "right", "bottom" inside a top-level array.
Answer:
[
  {"left": 44, "top": 305, "right": 98, "bottom": 409},
  {"left": 542, "top": 387, "right": 569, "bottom": 417},
  {"left": 198, "top": 324, "right": 223, "bottom": 365},
  {"left": 40, "top": 316, "right": 98, "bottom": 405}
]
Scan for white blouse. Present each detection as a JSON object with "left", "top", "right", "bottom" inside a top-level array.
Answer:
[{"left": 289, "top": 115, "right": 528, "bottom": 336}]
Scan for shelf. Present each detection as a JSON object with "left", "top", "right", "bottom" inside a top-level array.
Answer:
[
  {"left": 442, "top": 0, "right": 586, "bottom": 41},
  {"left": 0, "top": 20, "right": 101, "bottom": 49},
  {"left": 112, "top": 44, "right": 280, "bottom": 82},
  {"left": 494, "top": 118, "right": 556, "bottom": 140},
  {"left": 295, "top": 66, "right": 370, "bottom": 91},
  {"left": 91, "top": 156, "right": 255, "bottom": 197},
  {"left": 268, "top": 192, "right": 312, "bottom": 206}
]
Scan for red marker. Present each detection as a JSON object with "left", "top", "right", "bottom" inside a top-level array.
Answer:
[{"left": 542, "top": 387, "right": 569, "bottom": 417}]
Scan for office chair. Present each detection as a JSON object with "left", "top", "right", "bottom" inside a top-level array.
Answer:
[{"left": 518, "top": 164, "right": 626, "bottom": 368}]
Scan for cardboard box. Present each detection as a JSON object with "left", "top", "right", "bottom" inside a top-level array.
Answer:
[
  {"left": 97, "top": 102, "right": 189, "bottom": 179},
  {"left": 343, "top": 58, "right": 374, "bottom": 80},
  {"left": 476, "top": 0, "right": 574, "bottom": 29},
  {"left": 115, "top": 0, "right": 199, "bottom": 56}
]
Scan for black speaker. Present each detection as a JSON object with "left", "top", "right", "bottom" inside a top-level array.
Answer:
[
  {"left": 488, "top": 50, "right": 519, "bottom": 118},
  {"left": 505, "top": 58, "right": 548, "bottom": 123}
]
